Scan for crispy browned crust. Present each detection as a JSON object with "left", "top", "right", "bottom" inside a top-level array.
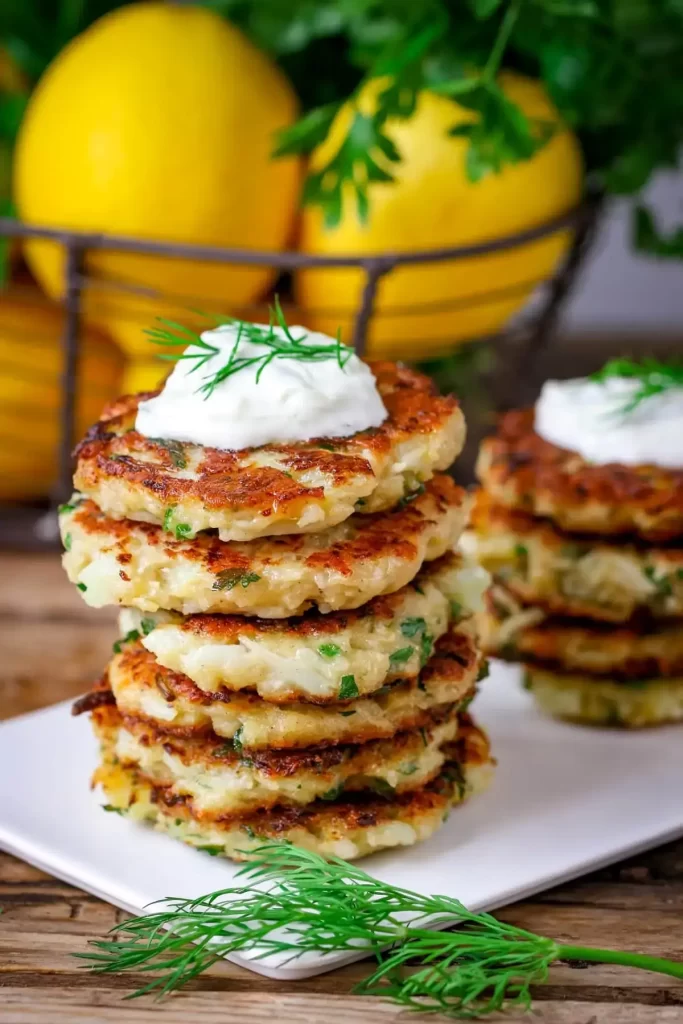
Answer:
[
  {"left": 106, "top": 717, "right": 491, "bottom": 837},
  {"left": 105, "top": 618, "right": 480, "bottom": 710},
  {"left": 482, "top": 586, "right": 683, "bottom": 678},
  {"left": 71, "top": 682, "right": 116, "bottom": 716},
  {"left": 471, "top": 489, "right": 683, "bottom": 562},
  {"left": 477, "top": 408, "right": 683, "bottom": 542},
  {"left": 157, "top": 552, "right": 460, "bottom": 643},
  {"left": 76, "top": 623, "right": 480, "bottom": 746},
  {"left": 93, "top": 701, "right": 455, "bottom": 781},
  {"left": 68, "top": 474, "right": 465, "bottom": 581},
  {"left": 74, "top": 362, "right": 461, "bottom": 518},
  {"left": 471, "top": 492, "right": 683, "bottom": 623}
]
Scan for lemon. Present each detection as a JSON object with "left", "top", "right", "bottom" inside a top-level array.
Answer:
[
  {"left": 0, "top": 288, "right": 123, "bottom": 500},
  {"left": 297, "top": 73, "right": 583, "bottom": 359},
  {"left": 121, "top": 358, "right": 167, "bottom": 396},
  {"left": 15, "top": 3, "right": 300, "bottom": 357}
]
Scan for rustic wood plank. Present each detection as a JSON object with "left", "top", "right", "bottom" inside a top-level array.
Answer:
[
  {"left": 0, "top": 552, "right": 114, "bottom": 622},
  {"left": 3, "top": 990, "right": 683, "bottom": 1024}
]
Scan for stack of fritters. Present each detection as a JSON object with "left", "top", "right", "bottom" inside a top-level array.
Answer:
[
  {"left": 469, "top": 409, "right": 683, "bottom": 728},
  {"left": 63, "top": 361, "right": 494, "bottom": 860}
]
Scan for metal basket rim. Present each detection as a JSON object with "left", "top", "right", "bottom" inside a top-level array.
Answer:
[{"left": 0, "top": 202, "right": 587, "bottom": 270}]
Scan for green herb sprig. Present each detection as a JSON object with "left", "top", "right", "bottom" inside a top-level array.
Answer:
[
  {"left": 592, "top": 357, "right": 683, "bottom": 414},
  {"left": 146, "top": 298, "right": 352, "bottom": 399},
  {"left": 75, "top": 842, "right": 683, "bottom": 1014}
]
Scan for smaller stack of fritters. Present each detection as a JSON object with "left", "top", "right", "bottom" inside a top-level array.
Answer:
[
  {"left": 469, "top": 409, "right": 683, "bottom": 728},
  {"left": 64, "top": 360, "right": 494, "bottom": 860}
]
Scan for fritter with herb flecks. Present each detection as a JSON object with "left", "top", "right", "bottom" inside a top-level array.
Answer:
[
  {"left": 91, "top": 713, "right": 494, "bottom": 861},
  {"left": 480, "top": 583, "right": 683, "bottom": 678},
  {"left": 522, "top": 665, "right": 683, "bottom": 728},
  {"left": 111, "top": 552, "right": 486, "bottom": 703},
  {"left": 60, "top": 476, "right": 469, "bottom": 617},
  {"left": 90, "top": 702, "right": 460, "bottom": 819},
  {"left": 73, "top": 362, "right": 465, "bottom": 542},
  {"left": 87, "top": 623, "right": 482, "bottom": 749},
  {"left": 477, "top": 408, "right": 683, "bottom": 543},
  {"left": 466, "top": 492, "right": 683, "bottom": 624}
]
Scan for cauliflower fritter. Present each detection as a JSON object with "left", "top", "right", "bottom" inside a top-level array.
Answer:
[
  {"left": 74, "top": 362, "right": 465, "bottom": 541},
  {"left": 61, "top": 476, "right": 469, "bottom": 617},
  {"left": 477, "top": 409, "right": 683, "bottom": 543}
]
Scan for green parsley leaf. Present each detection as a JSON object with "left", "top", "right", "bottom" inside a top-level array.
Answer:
[
  {"left": 63, "top": 533, "right": 72, "bottom": 551},
  {"left": 643, "top": 566, "right": 673, "bottom": 598},
  {"left": 444, "top": 760, "right": 467, "bottom": 801},
  {"left": 398, "top": 482, "right": 426, "bottom": 509},
  {"left": 76, "top": 583, "right": 87, "bottom": 592},
  {"left": 318, "top": 643, "right": 342, "bottom": 659},
  {"left": 212, "top": 570, "right": 261, "bottom": 592},
  {"left": 140, "top": 618, "right": 156, "bottom": 636},
  {"left": 102, "top": 804, "right": 125, "bottom": 815},
  {"left": 149, "top": 438, "right": 187, "bottom": 469},
  {"left": 113, "top": 630, "right": 141, "bottom": 655},
  {"left": 339, "top": 674, "right": 360, "bottom": 700},
  {"left": 174, "top": 523, "right": 194, "bottom": 540},
  {"left": 197, "top": 846, "right": 225, "bottom": 857},
  {"left": 420, "top": 632, "right": 434, "bottom": 667},
  {"left": 162, "top": 506, "right": 176, "bottom": 532},
  {"left": 339, "top": 710, "right": 357, "bottom": 717},
  {"left": 449, "top": 600, "right": 463, "bottom": 620},
  {"left": 400, "top": 617, "right": 427, "bottom": 639},
  {"left": 364, "top": 778, "right": 396, "bottom": 798},
  {"left": 320, "top": 783, "right": 345, "bottom": 801},
  {"left": 477, "top": 659, "right": 491, "bottom": 683},
  {"left": 58, "top": 498, "right": 81, "bottom": 516},
  {"left": 232, "top": 727, "right": 244, "bottom": 756},
  {"left": 389, "top": 646, "right": 415, "bottom": 667}
]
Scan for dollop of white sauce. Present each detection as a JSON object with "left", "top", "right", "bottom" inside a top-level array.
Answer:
[
  {"left": 535, "top": 376, "right": 683, "bottom": 468},
  {"left": 136, "top": 323, "right": 387, "bottom": 450}
]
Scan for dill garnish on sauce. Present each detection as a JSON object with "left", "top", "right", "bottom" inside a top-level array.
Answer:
[
  {"left": 591, "top": 357, "right": 683, "bottom": 414},
  {"left": 146, "top": 298, "right": 352, "bottom": 399}
]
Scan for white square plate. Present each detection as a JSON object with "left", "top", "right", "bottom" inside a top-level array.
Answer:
[{"left": 1, "top": 662, "right": 682, "bottom": 980}]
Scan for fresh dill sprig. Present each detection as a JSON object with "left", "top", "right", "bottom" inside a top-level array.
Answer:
[
  {"left": 592, "top": 357, "right": 683, "bottom": 414},
  {"left": 74, "top": 842, "right": 683, "bottom": 1014},
  {"left": 145, "top": 298, "right": 352, "bottom": 399}
]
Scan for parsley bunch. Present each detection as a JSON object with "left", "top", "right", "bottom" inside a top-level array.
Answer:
[
  {"left": 3, "top": 0, "right": 683, "bottom": 252},
  {"left": 221, "top": 0, "right": 683, "bottom": 250}
]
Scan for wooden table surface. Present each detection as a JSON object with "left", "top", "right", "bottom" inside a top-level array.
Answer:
[{"left": 1, "top": 551, "right": 682, "bottom": 1023}]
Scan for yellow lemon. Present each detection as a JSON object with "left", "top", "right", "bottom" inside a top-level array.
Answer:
[
  {"left": 15, "top": 3, "right": 300, "bottom": 357},
  {"left": 297, "top": 73, "right": 583, "bottom": 359},
  {"left": 0, "top": 288, "right": 123, "bottom": 500},
  {"left": 121, "top": 358, "right": 168, "bottom": 396}
]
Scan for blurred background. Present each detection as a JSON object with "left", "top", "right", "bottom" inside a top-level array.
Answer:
[{"left": 0, "top": 0, "right": 681, "bottom": 549}]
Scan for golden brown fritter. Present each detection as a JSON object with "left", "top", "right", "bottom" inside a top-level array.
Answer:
[
  {"left": 91, "top": 702, "right": 460, "bottom": 818},
  {"left": 61, "top": 475, "right": 469, "bottom": 616},
  {"left": 113, "top": 553, "right": 482, "bottom": 702},
  {"left": 92, "top": 714, "right": 494, "bottom": 860},
  {"left": 73, "top": 362, "right": 465, "bottom": 541},
  {"left": 523, "top": 665, "right": 683, "bottom": 728},
  {"left": 86, "top": 623, "right": 482, "bottom": 749},
  {"left": 468, "top": 492, "right": 683, "bottom": 624},
  {"left": 477, "top": 409, "right": 683, "bottom": 542},
  {"left": 480, "top": 584, "right": 683, "bottom": 678}
]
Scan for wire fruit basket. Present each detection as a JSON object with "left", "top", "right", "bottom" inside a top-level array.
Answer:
[{"left": 0, "top": 195, "right": 602, "bottom": 550}]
